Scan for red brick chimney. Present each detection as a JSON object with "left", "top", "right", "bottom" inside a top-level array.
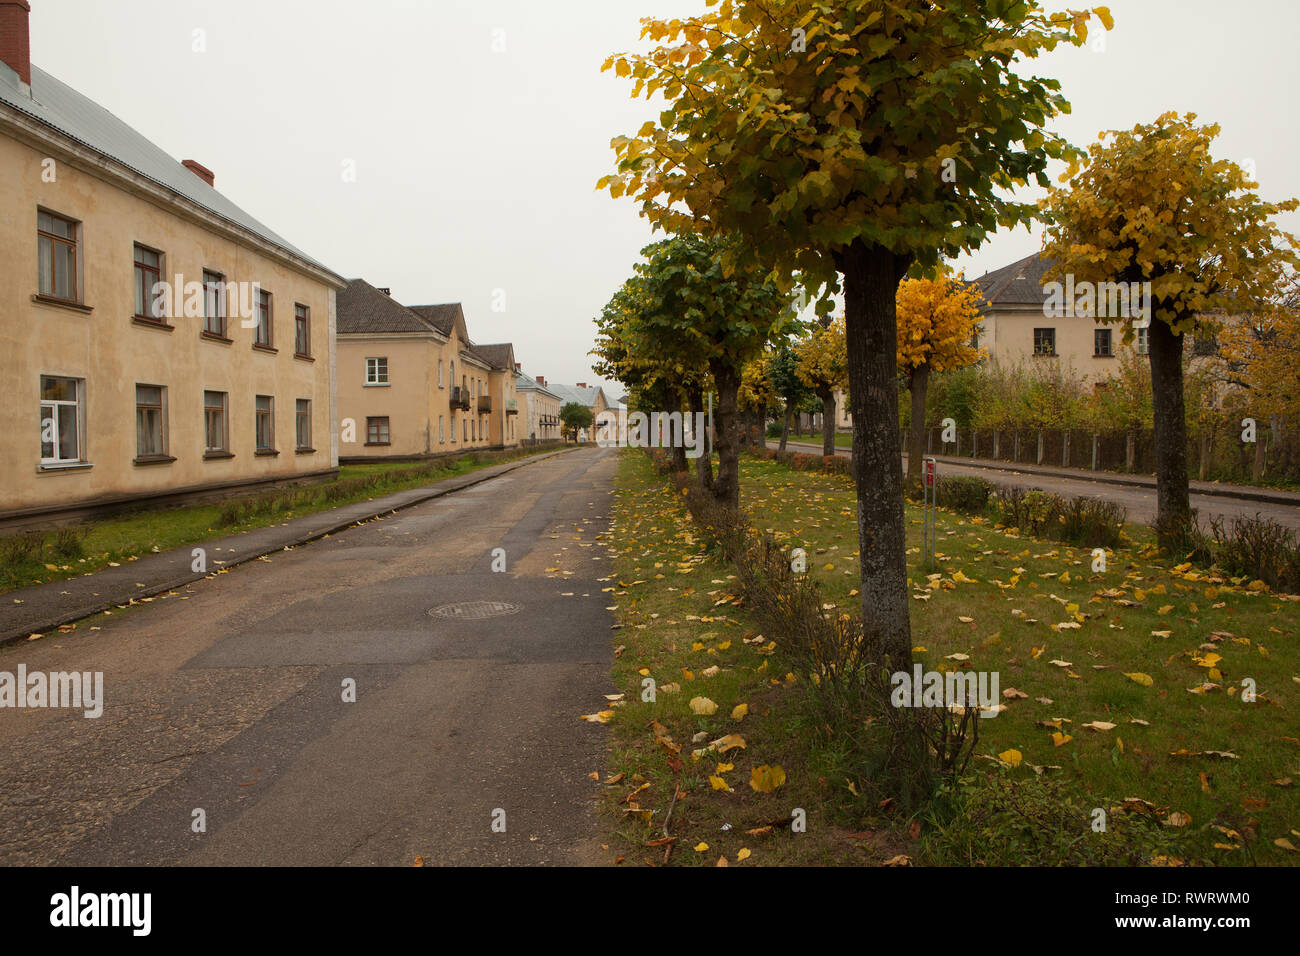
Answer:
[
  {"left": 536, "top": 375, "right": 546, "bottom": 386},
  {"left": 0, "top": 0, "right": 31, "bottom": 87},
  {"left": 576, "top": 382, "right": 588, "bottom": 389},
  {"left": 182, "top": 159, "right": 215, "bottom": 187},
  {"left": 514, "top": 363, "right": 521, "bottom": 372}
]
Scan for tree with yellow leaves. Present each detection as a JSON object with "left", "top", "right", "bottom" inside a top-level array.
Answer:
[
  {"left": 1043, "top": 112, "right": 1299, "bottom": 550},
  {"left": 738, "top": 351, "right": 778, "bottom": 448},
  {"left": 796, "top": 317, "right": 848, "bottom": 458},
  {"left": 896, "top": 274, "right": 986, "bottom": 489},
  {"left": 600, "top": 0, "right": 1113, "bottom": 665}
]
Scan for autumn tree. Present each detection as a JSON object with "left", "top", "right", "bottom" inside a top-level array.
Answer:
[
  {"left": 896, "top": 274, "right": 985, "bottom": 488},
  {"left": 738, "top": 351, "right": 779, "bottom": 447},
  {"left": 602, "top": 0, "right": 1110, "bottom": 663},
  {"left": 1043, "top": 112, "right": 1300, "bottom": 549},
  {"left": 1217, "top": 273, "right": 1300, "bottom": 478},
  {"left": 599, "top": 234, "right": 795, "bottom": 507},
  {"left": 796, "top": 316, "right": 849, "bottom": 457}
]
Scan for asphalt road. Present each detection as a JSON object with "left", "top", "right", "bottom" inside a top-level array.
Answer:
[
  {"left": 0, "top": 447, "right": 618, "bottom": 866},
  {"left": 775, "top": 440, "right": 1300, "bottom": 532}
]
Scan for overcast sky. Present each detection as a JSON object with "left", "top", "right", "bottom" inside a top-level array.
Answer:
[{"left": 28, "top": 1, "right": 1300, "bottom": 397}]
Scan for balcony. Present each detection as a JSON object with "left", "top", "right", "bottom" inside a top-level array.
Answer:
[
  {"left": 450, "top": 386, "right": 470, "bottom": 410},
  {"left": 477, "top": 394, "right": 492, "bottom": 413},
  {"left": 505, "top": 398, "right": 518, "bottom": 415}
]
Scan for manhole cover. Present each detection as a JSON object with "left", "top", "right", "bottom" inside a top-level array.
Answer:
[{"left": 428, "top": 600, "right": 522, "bottom": 621}]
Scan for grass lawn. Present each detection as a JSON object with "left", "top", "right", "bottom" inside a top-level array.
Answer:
[
  {"left": 602, "top": 449, "right": 1300, "bottom": 865},
  {"left": 770, "top": 430, "right": 853, "bottom": 449},
  {"left": 0, "top": 447, "right": 565, "bottom": 595}
]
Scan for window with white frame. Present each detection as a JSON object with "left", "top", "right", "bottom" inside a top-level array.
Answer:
[
  {"left": 366, "top": 357, "right": 389, "bottom": 385},
  {"left": 40, "top": 375, "right": 84, "bottom": 465}
]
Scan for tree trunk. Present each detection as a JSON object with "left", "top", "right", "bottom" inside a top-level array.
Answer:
[
  {"left": 688, "top": 386, "right": 713, "bottom": 490},
  {"left": 671, "top": 390, "right": 688, "bottom": 473},
  {"left": 821, "top": 390, "right": 836, "bottom": 458},
  {"left": 779, "top": 407, "right": 791, "bottom": 451},
  {"left": 905, "top": 363, "right": 930, "bottom": 490},
  {"left": 1148, "top": 318, "right": 1192, "bottom": 550},
  {"left": 840, "top": 239, "right": 912, "bottom": 668},
  {"left": 711, "top": 364, "right": 742, "bottom": 508}
]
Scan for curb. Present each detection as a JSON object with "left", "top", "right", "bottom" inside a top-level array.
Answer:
[
  {"left": 769, "top": 440, "right": 1300, "bottom": 509},
  {"left": 0, "top": 446, "right": 584, "bottom": 648}
]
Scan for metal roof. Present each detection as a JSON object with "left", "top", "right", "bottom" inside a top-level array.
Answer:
[{"left": 0, "top": 63, "right": 341, "bottom": 281}]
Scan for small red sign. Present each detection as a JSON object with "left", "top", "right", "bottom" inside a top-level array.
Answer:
[{"left": 924, "top": 460, "right": 936, "bottom": 487}]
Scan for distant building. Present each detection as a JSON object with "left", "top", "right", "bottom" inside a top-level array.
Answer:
[
  {"left": 971, "top": 252, "right": 1150, "bottom": 380},
  {"left": 548, "top": 383, "right": 611, "bottom": 442},
  {"left": 335, "top": 283, "right": 519, "bottom": 459},
  {"left": 516, "top": 371, "right": 563, "bottom": 443}
]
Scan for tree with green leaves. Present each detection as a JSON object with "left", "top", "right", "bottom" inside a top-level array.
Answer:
[
  {"left": 560, "top": 402, "right": 594, "bottom": 443},
  {"left": 1043, "top": 112, "right": 1300, "bottom": 549},
  {"left": 767, "top": 339, "right": 814, "bottom": 451},
  {"left": 601, "top": 0, "right": 1111, "bottom": 664},
  {"left": 600, "top": 233, "right": 795, "bottom": 508}
]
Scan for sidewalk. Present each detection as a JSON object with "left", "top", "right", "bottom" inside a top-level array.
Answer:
[
  {"left": 769, "top": 439, "right": 1300, "bottom": 508},
  {"left": 0, "top": 447, "right": 579, "bottom": 647}
]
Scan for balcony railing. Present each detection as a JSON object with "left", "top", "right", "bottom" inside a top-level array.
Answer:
[
  {"left": 450, "top": 386, "right": 471, "bottom": 410},
  {"left": 477, "top": 394, "right": 492, "bottom": 413},
  {"left": 505, "top": 398, "right": 518, "bottom": 415}
]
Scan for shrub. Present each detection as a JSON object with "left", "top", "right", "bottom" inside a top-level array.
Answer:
[
  {"left": 0, "top": 531, "right": 46, "bottom": 570},
  {"left": 1057, "top": 496, "right": 1127, "bottom": 549},
  {"left": 50, "top": 527, "right": 87, "bottom": 559},
  {"left": 822, "top": 455, "right": 850, "bottom": 476},
  {"left": 935, "top": 476, "right": 993, "bottom": 515},
  {"left": 1208, "top": 514, "right": 1300, "bottom": 593},
  {"left": 924, "top": 773, "right": 1181, "bottom": 866},
  {"left": 765, "top": 421, "right": 783, "bottom": 439}
]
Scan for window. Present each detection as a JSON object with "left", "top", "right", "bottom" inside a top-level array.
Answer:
[
  {"left": 39, "top": 375, "right": 83, "bottom": 465},
  {"left": 438, "top": 359, "right": 444, "bottom": 387},
  {"left": 204, "top": 390, "right": 228, "bottom": 454},
  {"left": 366, "top": 416, "right": 390, "bottom": 446},
  {"left": 133, "top": 244, "right": 164, "bottom": 321},
  {"left": 255, "top": 395, "right": 275, "bottom": 452},
  {"left": 1094, "top": 328, "right": 1113, "bottom": 357},
  {"left": 1033, "top": 327, "right": 1056, "bottom": 356},
  {"left": 135, "top": 385, "right": 168, "bottom": 459},
  {"left": 1136, "top": 326, "right": 1150, "bottom": 355},
  {"left": 254, "top": 290, "right": 273, "bottom": 347},
  {"left": 294, "top": 304, "right": 311, "bottom": 357},
  {"left": 462, "top": 420, "right": 467, "bottom": 442},
  {"left": 37, "top": 210, "right": 79, "bottom": 301},
  {"left": 439, "top": 415, "right": 445, "bottom": 443},
  {"left": 203, "top": 270, "right": 227, "bottom": 337},
  {"left": 366, "top": 357, "right": 389, "bottom": 385},
  {"left": 296, "top": 399, "right": 312, "bottom": 450},
  {"left": 471, "top": 419, "right": 476, "bottom": 441}
]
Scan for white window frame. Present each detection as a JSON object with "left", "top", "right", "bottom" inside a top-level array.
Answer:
[
  {"left": 365, "top": 356, "right": 389, "bottom": 386},
  {"left": 40, "top": 375, "right": 85, "bottom": 466}
]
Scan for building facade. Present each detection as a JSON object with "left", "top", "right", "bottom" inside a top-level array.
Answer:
[
  {"left": 0, "top": 4, "right": 344, "bottom": 526},
  {"left": 516, "top": 372, "right": 563, "bottom": 442},
  {"left": 335, "top": 286, "right": 519, "bottom": 460}
]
